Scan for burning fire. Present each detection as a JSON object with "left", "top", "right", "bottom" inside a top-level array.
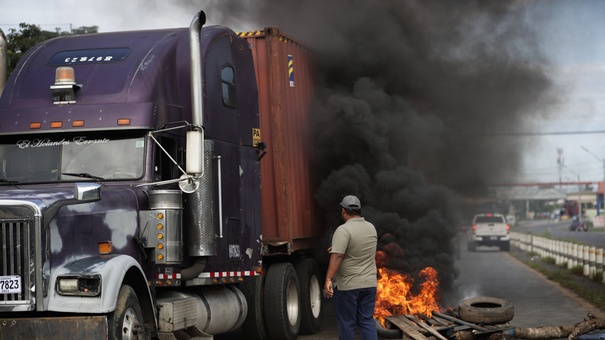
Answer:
[{"left": 374, "top": 250, "right": 441, "bottom": 326}]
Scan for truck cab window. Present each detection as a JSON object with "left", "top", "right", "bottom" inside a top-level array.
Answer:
[
  {"left": 0, "top": 144, "right": 60, "bottom": 183},
  {"left": 154, "top": 136, "right": 178, "bottom": 181},
  {"left": 221, "top": 65, "right": 237, "bottom": 108},
  {"left": 61, "top": 137, "right": 145, "bottom": 180},
  {"left": 0, "top": 136, "right": 145, "bottom": 183}
]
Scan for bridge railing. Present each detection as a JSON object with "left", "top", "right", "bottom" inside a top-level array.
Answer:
[{"left": 510, "top": 232, "right": 604, "bottom": 284}]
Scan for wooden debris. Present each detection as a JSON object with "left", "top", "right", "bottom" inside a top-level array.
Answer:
[
  {"left": 383, "top": 312, "right": 605, "bottom": 340},
  {"left": 513, "top": 314, "right": 605, "bottom": 340},
  {"left": 385, "top": 315, "right": 428, "bottom": 340},
  {"left": 404, "top": 315, "right": 449, "bottom": 340}
]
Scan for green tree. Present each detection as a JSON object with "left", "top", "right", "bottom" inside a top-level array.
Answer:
[
  {"left": 5, "top": 23, "right": 98, "bottom": 75},
  {"left": 72, "top": 26, "right": 98, "bottom": 35},
  {"left": 6, "top": 24, "right": 58, "bottom": 75}
]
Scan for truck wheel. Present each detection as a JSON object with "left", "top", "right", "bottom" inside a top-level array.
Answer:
[
  {"left": 295, "top": 259, "right": 323, "bottom": 334},
  {"left": 264, "top": 263, "right": 301, "bottom": 340},
  {"left": 467, "top": 241, "right": 476, "bottom": 252},
  {"left": 109, "top": 285, "right": 146, "bottom": 340},
  {"left": 500, "top": 241, "right": 510, "bottom": 252},
  {"left": 458, "top": 296, "right": 514, "bottom": 325},
  {"left": 240, "top": 275, "right": 269, "bottom": 340}
]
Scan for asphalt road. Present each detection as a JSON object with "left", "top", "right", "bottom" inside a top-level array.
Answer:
[
  {"left": 515, "top": 219, "right": 605, "bottom": 247},
  {"left": 452, "top": 237, "right": 605, "bottom": 328},
  {"left": 219, "top": 227, "right": 605, "bottom": 339}
]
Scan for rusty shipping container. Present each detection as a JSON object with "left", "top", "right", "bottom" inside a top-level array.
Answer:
[{"left": 240, "top": 28, "right": 320, "bottom": 253}]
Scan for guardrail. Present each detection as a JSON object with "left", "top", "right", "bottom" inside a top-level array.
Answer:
[{"left": 510, "top": 232, "right": 604, "bottom": 283}]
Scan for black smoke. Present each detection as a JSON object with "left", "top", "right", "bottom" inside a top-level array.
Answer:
[{"left": 205, "top": 0, "right": 556, "bottom": 299}]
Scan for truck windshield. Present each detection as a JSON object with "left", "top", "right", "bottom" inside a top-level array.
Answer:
[{"left": 0, "top": 136, "right": 145, "bottom": 183}]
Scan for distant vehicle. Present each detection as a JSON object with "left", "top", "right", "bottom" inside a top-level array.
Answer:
[
  {"left": 468, "top": 213, "right": 511, "bottom": 251},
  {"left": 569, "top": 216, "right": 588, "bottom": 232}
]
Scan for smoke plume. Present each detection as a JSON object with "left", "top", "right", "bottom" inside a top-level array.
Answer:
[{"left": 206, "top": 0, "right": 556, "bottom": 297}]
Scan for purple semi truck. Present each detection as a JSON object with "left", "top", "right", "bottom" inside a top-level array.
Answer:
[{"left": 0, "top": 11, "right": 322, "bottom": 340}]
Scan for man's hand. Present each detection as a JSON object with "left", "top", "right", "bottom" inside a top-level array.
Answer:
[
  {"left": 324, "top": 252, "right": 344, "bottom": 299},
  {"left": 324, "top": 279, "right": 333, "bottom": 298}
]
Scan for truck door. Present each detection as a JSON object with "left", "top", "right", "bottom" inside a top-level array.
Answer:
[{"left": 204, "top": 34, "right": 243, "bottom": 268}]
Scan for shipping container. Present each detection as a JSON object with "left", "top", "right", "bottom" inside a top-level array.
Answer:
[{"left": 240, "top": 28, "right": 320, "bottom": 253}]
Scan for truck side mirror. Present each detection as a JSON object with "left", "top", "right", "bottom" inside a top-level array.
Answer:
[
  {"left": 75, "top": 182, "right": 102, "bottom": 201},
  {"left": 186, "top": 129, "right": 204, "bottom": 176}
]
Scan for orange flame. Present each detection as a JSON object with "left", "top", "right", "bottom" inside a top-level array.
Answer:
[{"left": 374, "top": 251, "right": 441, "bottom": 326}]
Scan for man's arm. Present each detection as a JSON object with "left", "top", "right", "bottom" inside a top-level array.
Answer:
[{"left": 324, "top": 252, "right": 344, "bottom": 298}]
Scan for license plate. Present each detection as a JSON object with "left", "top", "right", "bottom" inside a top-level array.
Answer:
[
  {"left": 489, "top": 236, "right": 499, "bottom": 240},
  {"left": 0, "top": 275, "right": 21, "bottom": 294}
]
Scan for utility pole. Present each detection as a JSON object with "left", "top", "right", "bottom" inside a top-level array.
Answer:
[
  {"left": 557, "top": 148, "right": 564, "bottom": 189},
  {"left": 580, "top": 145, "right": 604, "bottom": 216},
  {"left": 578, "top": 174, "right": 582, "bottom": 224}
]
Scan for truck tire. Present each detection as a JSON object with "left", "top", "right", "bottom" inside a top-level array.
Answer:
[
  {"left": 458, "top": 297, "right": 514, "bottom": 325},
  {"left": 240, "top": 275, "right": 269, "bottom": 340},
  {"left": 467, "top": 240, "right": 476, "bottom": 252},
  {"left": 264, "top": 263, "right": 301, "bottom": 340},
  {"left": 295, "top": 259, "right": 323, "bottom": 334},
  {"left": 109, "top": 285, "right": 147, "bottom": 340}
]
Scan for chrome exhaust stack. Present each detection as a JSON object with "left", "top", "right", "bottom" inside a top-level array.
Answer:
[
  {"left": 0, "top": 29, "right": 7, "bottom": 96},
  {"left": 185, "top": 11, "right": 206, "bottom": 179}
]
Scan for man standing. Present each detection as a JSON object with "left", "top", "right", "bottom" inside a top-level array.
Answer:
[{"left": 324, "top": 195, "right": 378, "bottom": 340}]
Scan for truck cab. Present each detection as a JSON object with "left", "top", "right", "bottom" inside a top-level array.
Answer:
[{"left": 0, "top": 13, "right": 268, "bottom": 339}]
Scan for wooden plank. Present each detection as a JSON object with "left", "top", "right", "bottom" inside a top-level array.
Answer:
[
  {"left": 433, "top": 312, "right": 489, "bottom": 331},
  {"left": 404, "top": 315, "right": 449, "bottom": 340},
  {"left": 431, "top": 314, "right": 454, "bottom": 327},
  {"left": 417, "top": 313, "right": 447, "bottom": 326},
  {"left": 385, "top": 315, "right": 428, "bottom": 340}
]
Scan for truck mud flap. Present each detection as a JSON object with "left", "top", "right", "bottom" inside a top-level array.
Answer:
[{"left": 0, "top": 315, "right": 107, "bottom": 340}]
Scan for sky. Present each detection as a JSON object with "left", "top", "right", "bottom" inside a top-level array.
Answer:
[{"left": 2, "top": 1, "right": 605, "bottom": 186}]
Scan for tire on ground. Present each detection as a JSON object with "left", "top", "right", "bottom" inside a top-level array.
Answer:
[
  {"left": 264, "top": 263, "right": 301, "bottom": 340},
  {"left": 500, "top": 241, "right": 510, "bottom": 252},
  {"left": 109, "top": 285, "right": 147, "bottom": 339},
  {"left": 375, "top": 318, "right": 403, "bottom": 339},
  {"left": 458, "top": 296, "right": 514, "bottom": 325},
  {"left": 468, "top": 241, "right": 476, "bottom": 252},
  {"left": 240, "top": 275, "right": 269, "bottom": 340},
  {"left": 295, "top": 258, "right": 323, "bottom": 334}
]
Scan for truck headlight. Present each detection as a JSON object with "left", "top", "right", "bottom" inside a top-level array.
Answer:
[
  {"left": 58, "top": 278, "right": 79, "bottom": 293},
  {"left": 56, "top": 275, "right": 102, "bottom": 296}
]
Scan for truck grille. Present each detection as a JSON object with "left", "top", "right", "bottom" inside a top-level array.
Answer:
[{"left": 0, "top": 208, "right": 35, "bottom": 310}]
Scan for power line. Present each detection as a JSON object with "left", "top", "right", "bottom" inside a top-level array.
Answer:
[
  {"left": 492, "top": 130, "right": 605, "bottom": 136},
  {"left": 0, "top": 23, "right": 72, "bottom": 27}
]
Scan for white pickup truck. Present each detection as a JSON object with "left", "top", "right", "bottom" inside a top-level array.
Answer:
[{"left": 467, "top": 213, "right": 510, "bottom": 251}]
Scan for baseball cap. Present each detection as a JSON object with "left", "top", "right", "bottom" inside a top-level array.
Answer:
[{"left": 340, "top": 195, "right": 361, "bottom": 210}]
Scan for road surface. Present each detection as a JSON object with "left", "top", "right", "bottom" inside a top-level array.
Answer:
[
  {"left": 452, "top": 237, "right": 605, "bottom": 328},
  {"left": 515, "top": 219, "right": 605, "bottom": 247},
  {"left": 218, "top": 229, "right": 605, "bottom": 339}
]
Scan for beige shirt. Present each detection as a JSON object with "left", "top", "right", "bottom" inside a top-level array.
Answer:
[{"left": 330, "top": 217, "right": 378, "bottom": 290}]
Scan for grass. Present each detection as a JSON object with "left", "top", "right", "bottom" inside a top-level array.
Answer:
[
  {"left": 592, "top": 270, "right": 604, "bottom": 283},
  {"left": 513, "top": 252, "right": 605, "bottom": 311},
  {"left": 541, "top": 256, "right": 556, "bottom": 265},
  {"left": 569, "top": 265, "right": 585, "bottom": 276}
]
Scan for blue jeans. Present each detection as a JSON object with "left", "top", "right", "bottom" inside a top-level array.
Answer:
[{"left": 333, "top": 287, "right": 378, "bottom": 340}]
